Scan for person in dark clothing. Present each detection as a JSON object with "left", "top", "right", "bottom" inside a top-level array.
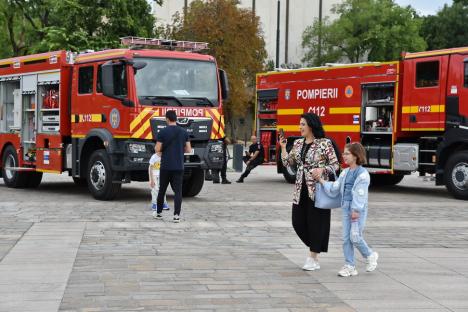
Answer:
[
  {"left": 154, "top": 110, "right": 191, "bottom": 223},
  {"left": 236, "top": 135, "right": 264, "bottom": 183},
  {"left": 212, "top": 137, "right": 231, "bottom": 184}
]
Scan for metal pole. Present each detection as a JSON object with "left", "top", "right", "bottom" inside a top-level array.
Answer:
[
  {"left": 252, "top": 0, "right": 256, "bottom": 15},
  {"left": 276, "top": 0, "right": 280, "bottom": 68},
  {"left": 285, "top": 0, "right": 289, "bottom": 65},
  {"left": 318, "top": 0, "right": 323, "bottom": 64}
]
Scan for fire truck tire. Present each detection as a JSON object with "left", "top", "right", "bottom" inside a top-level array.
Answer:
[
  {"left": 26, "top": 172, "right": 42, "bottom": 188},
  {"left": 282, "top": 165, "right": 297, "bottom": 184},
  {"left": 1, "top": 145, "right": 28, "bottom": 188},
  {"left": 370, "top": 174, "right": 404, "bottom": 186},
  {"left": 182, "top": 168, "right": 204, "bottom": 197},
  {"left": 86, "top": 149, "right": 121, "bottom": 200},
  {"left": 72, "top": 177, "right": 88, "bottom": 187},
  {"left": 444, "top": 151, "right": 468, "bottom": 200}
]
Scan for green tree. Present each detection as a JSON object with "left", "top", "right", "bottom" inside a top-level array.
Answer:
[
  {"left": 169, "top": 0, "right": 266, "bottom": 137},
  {"left": 421, "top": 0, "right": 468, "bottom": 50},
  {"left": 0, "top": 0, "right": 159, "bottom": 56},
  {"left": 302, "top": 0, "right": 426, "bottom": 66}
]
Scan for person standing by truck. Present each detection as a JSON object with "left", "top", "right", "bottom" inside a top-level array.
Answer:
[
  {"left": 154, "top": 110, "right": 192, "bottom": 223},
  {"left": 236, "top": 135, "right": 264, "bottom": 183},
  {"left": 212, "top": 136, "right": 231, "bottom": 184},
  {"left": 279, "top": 113, "right": 340, "bottom": 271}
]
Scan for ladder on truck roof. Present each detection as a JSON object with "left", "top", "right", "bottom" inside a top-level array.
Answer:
[{"left": 120, "top": 36, "right": 209, "bottom": 52}]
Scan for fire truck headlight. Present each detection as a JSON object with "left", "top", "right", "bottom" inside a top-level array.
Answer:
[
  {"left": 210, "top": 143, "right": 223, "bottom": 153},
  {"left": 128, "top": 143, "right": 147, "bottom": 154}
]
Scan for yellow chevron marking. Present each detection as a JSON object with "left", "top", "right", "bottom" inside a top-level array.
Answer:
[
  {"left": 131, "top": 110, "right": 159, "bottom": 139},
  {"left": 130, "top": 108, "right": 152, "bottom": 131},
  {"left": 277, "top": 109, "right": 304, "bottom": 115},
  {"left": 329, "top": 107, "right": 361, "bottom": 114}
]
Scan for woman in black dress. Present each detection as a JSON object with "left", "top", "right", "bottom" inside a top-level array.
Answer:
[{"left": 280, "top": 113, "right": 340, "bottom": 270}]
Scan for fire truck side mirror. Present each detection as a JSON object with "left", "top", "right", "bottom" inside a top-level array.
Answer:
[
  {"left": 102, "top": 61, "right": 119, "bottom": 98},
  {"left": 219, "top": 69, "right": 229, "bottom": 101},
  {"left": 102, "top": 61, "right": 134, "bottom": 107}
]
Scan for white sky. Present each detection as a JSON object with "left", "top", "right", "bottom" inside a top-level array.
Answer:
[{"left": 394, "top": 0, "right": 453, "bottom": 16}]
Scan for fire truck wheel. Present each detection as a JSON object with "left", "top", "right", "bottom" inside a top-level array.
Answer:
[
  {"left": 86, "top": 149, "right": 121, "bottom": 200},
  {"left": 370, "top": 174, "right": 404, "bottom": 186},
  {"left": 26, "top": 172, "right": 42, "bottom": 188},
  {"left": 72, "top": 177, "right": 88, "bottom": 187},
  {"left": 282, "top": 165, "right": 297, "bottom": 184},
  {"left": 182, "top": 168, "right": 204, "bottom": 197},
  {"left": 1, "top": 145, "right": 28, "bottom": 188},
  {"left": 444, "top": 151, "right": 468, "bottom": 200}
]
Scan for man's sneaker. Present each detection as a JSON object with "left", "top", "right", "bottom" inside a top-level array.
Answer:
[
  {"left": 366, "top": 251, "right": 379, "bottom": 272},
  {"left": 162, "top": 203, "right": 170, "bottom": 210},
  {"left": 173, "top": 215, "right": 180, "bottom": 223},
  {"left": 222, "top": 180, "right": 231, "bottom": 184},
  {"left": 152, "top": 211, "right": 163, "bottom": 220},
  {"left": 302, "top": 257, "right": 320, "bottom": 271},
  {"left": 338, "top": 264, "right": 358, "bottom": 277},
  {"left": 236, "top": 179, "right": 244, "bottom": 183},
  {"left": 151, "top": 203, "right": 157, "bottom": 211}
]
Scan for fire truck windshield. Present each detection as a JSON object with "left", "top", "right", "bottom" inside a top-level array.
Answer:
[{"left": 134, "top": 58, "right": 219, "bottom": 107}]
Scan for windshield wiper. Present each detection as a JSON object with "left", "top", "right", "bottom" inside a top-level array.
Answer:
[
  {"left": 185, "top": 97, "right": 215, "bottom": 106},
  {"left": 140, "top": 96, "right": 183, "bottom": 106}
]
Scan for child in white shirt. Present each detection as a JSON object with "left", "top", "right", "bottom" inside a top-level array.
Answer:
[{"left": 148, "top": 152, "right": 169, "bottom": 212}]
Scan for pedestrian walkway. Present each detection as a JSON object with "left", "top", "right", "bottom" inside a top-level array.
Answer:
[{"left": 0, "top": 223, "right": 85, "bottom": 312}]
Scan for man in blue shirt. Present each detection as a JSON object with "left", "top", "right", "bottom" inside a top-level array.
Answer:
[{"left": 154, "top": 110, "right": 191, "bottom": 222}]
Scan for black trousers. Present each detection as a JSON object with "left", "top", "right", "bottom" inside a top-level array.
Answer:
[
  {"left": 157, "top": 170, "right": 183, "bottom": 215},
  {"left": 240, "top": 156, "right": 260, "bottom": 179},
  {"left": 292, "top": 184, "right": 331, "bottom": 253},
  {"left": 212, "top": 159, "right": 227, "bottom": 181}
]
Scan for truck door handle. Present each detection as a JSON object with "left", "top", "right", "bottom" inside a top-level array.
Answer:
[{"left": 410, "top": 115, "right": 417, "bottom": 122}]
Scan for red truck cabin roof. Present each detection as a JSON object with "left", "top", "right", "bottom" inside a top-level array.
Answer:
[{"left": 74, "top": 48, "right": 216, "bottom": 64}]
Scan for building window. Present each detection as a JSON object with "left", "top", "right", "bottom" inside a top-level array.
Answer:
[
  {"left": 416, "top": 61, "right": 439, "bottom": 88},
  {"left": 78, "top": 66, "right": 94, "bottom": 94}
]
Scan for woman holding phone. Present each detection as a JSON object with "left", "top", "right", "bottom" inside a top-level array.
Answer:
[{"left": 279, "top": 113, "right": 340, "bottom": 271}]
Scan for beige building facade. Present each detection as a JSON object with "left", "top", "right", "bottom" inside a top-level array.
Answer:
[{"left": 152, "top": 0, "right": 341, "bottom": 66}]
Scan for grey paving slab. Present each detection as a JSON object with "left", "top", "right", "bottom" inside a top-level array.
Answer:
[
  {"left": 0, "top": 222, "right": 85, "bottom": 312},
  {"left": 1, "top": 167, "right": 468, "bottom": 311}
]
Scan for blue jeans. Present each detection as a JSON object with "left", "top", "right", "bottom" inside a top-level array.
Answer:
[{"left": 342, "top": 201, "right": 372, "bottom": 266}]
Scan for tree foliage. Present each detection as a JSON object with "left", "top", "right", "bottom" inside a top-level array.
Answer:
[
  {"left": 0, "top": 0, "right": 158, "bottom": 56},
  {"left": 169, "top": 0, "right": 266, "bottom": 130},
  {"left": 302, "top": 0, "right": 426, "bottom": 66},
  {"left": 421, "top": 0, "right": 468, "bottom": 50}
]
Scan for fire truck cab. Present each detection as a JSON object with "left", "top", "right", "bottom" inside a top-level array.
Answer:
[
  {"left": 0, "top": 37, "right": 229, "bottom": 200},
  {"left": 256, "top": 47, "right": 468, "bottom": 200}
]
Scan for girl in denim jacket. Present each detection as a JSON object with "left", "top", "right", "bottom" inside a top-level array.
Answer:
[{"left": 316, "top": 142, "right": 378, "bottom": 277}]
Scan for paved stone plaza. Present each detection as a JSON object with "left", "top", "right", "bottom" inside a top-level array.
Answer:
[{"left": 1, "top": 166, "right": 467, "bottom": 311}]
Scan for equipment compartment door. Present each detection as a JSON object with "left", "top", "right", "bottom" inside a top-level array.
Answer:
[{"left": 404, "top": 56, "right": 447, "bottom": 131}]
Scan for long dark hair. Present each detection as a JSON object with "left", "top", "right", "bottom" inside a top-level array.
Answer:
[
  {"left": 301, "top": 113, "right": 325, "bottom": 138},
  {"left": 301, "top": 112, "right": 342, "bottom": 169}
]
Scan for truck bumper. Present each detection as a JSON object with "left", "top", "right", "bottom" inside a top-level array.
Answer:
[{"left": 109, "top": 140, "right": 224, "bottom": 177}]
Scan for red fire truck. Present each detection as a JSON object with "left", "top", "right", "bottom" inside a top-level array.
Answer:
[
  {"left": 256, "top": 47, "right": 468, "bottom": 200},
  {"left": 0, "top": 37, "right": 228, "bottom": 200}
]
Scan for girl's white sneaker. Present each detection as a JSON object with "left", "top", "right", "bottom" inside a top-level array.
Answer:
[
  {"left": 366, "top": 251, "right": 379, "bottom": 272},
  {"left": 302, "top": 257, "right": 320, "bottom": 271},
  {"left": 338, "top": 264, "right": 358, "bottom": 277}
]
